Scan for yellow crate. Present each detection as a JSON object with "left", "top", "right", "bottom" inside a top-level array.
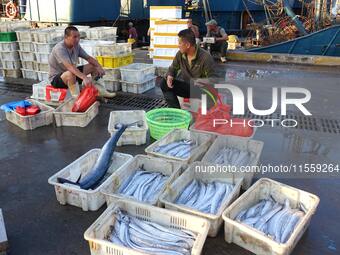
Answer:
[
  {"left": 120, "top": 54, "right": 134, "bottom": 66},
  {"left": 96, "top": 56, "right": 120, "bottom": 68}
]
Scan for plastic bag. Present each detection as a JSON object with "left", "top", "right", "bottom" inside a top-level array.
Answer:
[
  {"left": 0, "top": 100, "right": 32, "bottom": 112},
  {"left": 71, "top": 85, "right": 98, "bottom": 113}
]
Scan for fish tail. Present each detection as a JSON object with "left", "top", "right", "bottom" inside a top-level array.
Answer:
[{"left": 57, "top": 177, "right": 79, "bottom": 186}]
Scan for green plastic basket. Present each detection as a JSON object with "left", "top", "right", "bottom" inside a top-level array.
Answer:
[
  {"left": 0, "top": 32, "right": 17, "bottom": 42},
  {"left": 146, "top": 108, "right": 192, "bottom": 140}
]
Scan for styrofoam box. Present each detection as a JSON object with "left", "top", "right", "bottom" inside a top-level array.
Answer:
[
  {"left": 103, "top": 68, "right": 120, "bottom": 80},
  {"left": 16, "top": 29, "right": 33, "bottom": 42},
  {"left": 84, "top": 200, "right": 210, "bottom": 255},
  {"left": 87, "top": 27, "right": 118, "bottom": 40},
  {"left": 153, "top": 47, "right": 178, "bottom": 57},
  {"left": 153, "top": 35, "right": 178, "bottom": 45},
  {"left": 34, "top": 62, "right": 49, "bottom": 72},
  {"left": 34, "top": 52, "right": 49, "bottom": 64},
  {"left": 1, "top": 60, "right": 21, "bottom": 70},
  {"left": 18, "top": 41, "right": 34, "bottom": 52},
  {"left": 33, "top": 42, "right": 56, "bottom": 53},
  {"left": 54, "top": 98, "right": 99, "bottom": 127},
  {"left": 145, "top": 128, "right": 216, "bottom": 165},
  {"left": 19, "top": 51, "right": 35, "bottom": 61},
  {"left": 150, "top": 6, "right": 182, "bottom": 19},
  {"left": 121, "top": 76, "right": 156, "bottom": 94},
  {"left": 160, "top": 161, "right": 243, "bottom": 237},
  {"left": 102, "top": 79, "right": 121, "bottom": 92},
  {"left": 153, "top": 58, "right": 173, "bottom": 68},
  {"left": 21, "top": 61, "right": 35, "bottom": 70},
  {"left": 5, "top": 99, "right": 54, "bottom": 130},
  {"left": 36, "top": 71, "right": 49, "bottom": 81},
  {"left": 0, "top": 69, "right": 22, "bottom": 78},
  {"left": 222, "top": 178, "right": 320, "bottom": 255},
  {"left": 154, "top": 23, "right": 188, "bottom": 33},
  {"left": 101, "top": 154, "right": 182, "bottom": 207},
  {"left": 107, "top": 110, "right": 148, "bottom": 146},
  {"left": 21, "top": 69, "right": 37, "bottom": 80},
  {"left": 48, "top": 149, "right": 133, "bottom": 211},
  {"left": 0, "top": 42, "right": 18, "bottom": 52},
  {"left": 0, "top": 51, "right": 19, "bottom": 61},
  {"left": 201, "top": 135, "right": 264, "bottom": 190},
  {"left": 119, "top": 63, "right": 155, "bottom": 83}
]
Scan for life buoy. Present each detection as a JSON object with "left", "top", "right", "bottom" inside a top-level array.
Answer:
[{"left": 5, "top": 2, "right": 19, "bottom": 19}]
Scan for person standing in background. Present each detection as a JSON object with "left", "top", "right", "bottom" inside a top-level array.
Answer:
[
  {"left": 187, "top": 18, "right": 200, "bottom": 44},
  {"left": 128, "top": 22, "right": 138, "bottom": 48}
]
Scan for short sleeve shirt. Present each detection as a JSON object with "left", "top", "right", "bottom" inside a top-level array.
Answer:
[{"left": 48, "top": 41, "right": 89, "bottom": 81}]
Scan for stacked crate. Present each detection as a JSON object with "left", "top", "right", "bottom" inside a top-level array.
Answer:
[
  {"left": 86, "top": 27, "right": 118, "bottom": 41},
  {"left": 17, "top": 29, "right": 36, "bottom": 80}
]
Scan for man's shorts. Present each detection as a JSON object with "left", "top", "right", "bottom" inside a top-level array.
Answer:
[{"left": 51, "top": 65, "right": 84, "bottom": 89}]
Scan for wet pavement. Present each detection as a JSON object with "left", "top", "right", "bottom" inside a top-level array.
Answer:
[{"left": 0, "top": 58, "right": 339, "bottom": 255}]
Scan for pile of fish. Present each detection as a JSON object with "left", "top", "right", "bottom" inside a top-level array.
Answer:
[
  {"left": 108, "top": 209, "right": 196, "bottom": 255},
  {"left": 175, "top": 180, "right": 234, "bottom": 214},
  {"left": 212, "top": 147, "right": 255, "bottom": 166},
  {"left": 118, "top": 169, "right": 169, "bottom": 203},
  {"left": 235, "top": 198, "right": 306, "bottom": 243},
  {"left": 153, "top": 139, "right": 197, "bottom": 159}
]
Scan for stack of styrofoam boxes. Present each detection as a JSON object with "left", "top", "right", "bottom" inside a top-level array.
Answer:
[
  {"left": 16, "top": 29, "right": 36, "bottom": 80},
  {"left": 119, "top": 63, "right": 156, "bottom": 94},
  {"left": 32, "top": 27, "right": 64, "bottom": 81},
  {"left": 149, "top": 6, "right": 182, "bottom": 66}
]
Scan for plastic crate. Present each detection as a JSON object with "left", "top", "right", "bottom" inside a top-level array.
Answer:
[
  {"left": 101, "top": 79, "right": 121, "bottom": 92},
  {"left": 18, "top": 41, "right": 34, "bottom": 52},
  {"left": 160, "top": 161, "right": 243, "bottom": 237},
  {"left": 32, "top": 81, "right": 49, "bottom": 100},
  {"left": 31, "top": 28, "right": 64, "bottom": 43},
  {"left": 48, "top": 149, "right": 133, "bottom": 211},
  {"left": 5, "top": 99, "right": 54, "bottom": 130},
  {"left": 121, "top": 76, "right": 156, "bottom": 94},
  {"left": 120, "top": 54, "right": 134, "bottom": 66},
  {"left": 33, "top": 42, "right": 56, "bottom": 53},
  {"left": 0, "top": 41, "right": 18, "bottom": 51},
  {"left": 84, "top": 200, "right": 210, "bottom": 255},
  {"left": 36, "top": 71, "right": 49, "bottom": 81},
  {"left": 16, "top": 29, "right": 33, "bottom": 42},
  {"left": 120, "top": 63, "right": 155, "bottom": 83},
  {"left": 189, "top": 124, "right": 257, "bottom": 139},
  {"left": 21, "top": 69, "right": 38, "bottom": 80},
  {"left": 54, "top": 98, "right": 99, "bottom": 127},
  {"left": 34, "top": 52, "right": 49, "bottom": 64},
  {"left": 222, "top": 178, "right": 320, "bottom": 255},
  {"left": 0, "top": 69, "right": 22, "bottom": 78},
  {"left": 153, "top": 47, "right": 178, "bottom": 57},
  {"left": 94, "top": 42, "right": 131, "bottom": 56},
  {"left": 96, "top": 56, "right": 120, "bottom": 68},
  {"left": 153, "top": 57, "right": 174, "bottom": 68},
  {"left": 0, "top": 51, "right": 19, "bottom": 61},
  {"left": 0, "top": 32, "right": 17, "bottom": 42},
  {"left": 107, "top": 110, "right": 148, "bottom": 146},
  {"left": 1, "top": 60, "right": 21, "bottom": 69},
  {"left": 101, "top": 155, "right": 182, "bottom": 207},
  {"left": 201, "top": 136, "right": 264, "bottom": 190},
  {"left": 19, "top": 51, "right": 35, "bottom": 61},
  {"left": 21, "top": 61, "right": 35, "bottom": 70},
  {"left": 87, "top": 27, "right": 117, "bottom": 40},
  {"left": 145, "top": 128, "right": 215, "bottom": 165},
  {"left": 34, "top": 62, "right": 49, "bottom": 72},
  {"left": 103, "top": 68, "right": 120, "bottom": 80}
]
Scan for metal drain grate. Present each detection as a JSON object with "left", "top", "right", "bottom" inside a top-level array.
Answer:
[{"left": 103, "top": 92, "right": 168, "bottom": 111}]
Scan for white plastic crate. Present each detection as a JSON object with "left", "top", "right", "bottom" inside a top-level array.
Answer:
[
  {"left": 0, "top": 69, "right": 21, "bottom": 78},
  {"left": 94, "top": 42, "right": 131, "bottom": 56},
  {"left": 5, "top": 99, "right": 54, "bottom": 130},
  {"left": 150, "top": 6, "right": 182, "bottom": 19},
  {"left": 153, "top": 58, "right": 173, "bottom": 67},
  {"left": 102, "top": 79, "right": 121, "bottom": 92},
  {"left": 201, "top": 136, "right": 264, "bottom": 190},
  {"left": 48, "top": 149, "right": 133, "bottom": 211},
  {"left": 31, "top": 28, "right": 64, "bottom": 43},
  {"left": 21, "top": 61, "right": 35, "bottom": 70},
  {"left": 121, "top": 76, "right": 156, "bottom": 94},
  {"left": 16, "top": 29, "right": 33, "bottom": 42},
  {"left": 34, "top": 62, "right": 49, "bottom": 72},
  {"left": 160, "top": 161, "right": 243, "bottom": 237},
  {"left": 19, "top": 51, "right": 35, "bottom": 61},
  {"left": 36, "top": 71, "right": 49, "bottom": 81},
  {"left": 84, "top": 200, "right": 209, "bottom": 255},
  {"left": 153, "top": 47, "right": 178, "bottom": 57},
  {"left": 145, "top": 128, "right": 215, "bottom": 165},
  {"left": 18, "top": 41, "right": 34, "bottom": 52},
  {"left": 120, "top": 63, "right": 155, "bottom": 83},
  {"left": 34, "top": 52, "right": 49, "bottom": 64},
  {"left": 6, "top": 21, "right": 31, "bottom": 32},
  {"left": 103, "top": 68, "right": 120, "bottom": 80},
  {"left": 54, "top": 98, "right": 99, "bottom": 127},
  {"left": 21, "top": 69, "right": 37, "bottom": 80},
  {"left": 1, "top": 60, "right": 21, "bottom": 70},
  {"left": 0, "top": 51, "right": 19, "bottom": 61},
  {"left": 33, "top": 42, "right": 56, "bottom": 53},
  {"left": 107, "top": 110, "right": 148, "bottom": 146},
  {"left": 153, "top": 34, "right": 178, "bottom": 45},
  {"left": 87, "top": 27, "right": 118, "bottom": 40},
  {"left": 222, "top": 178, "right": 320, "bottom": 255},
  {"left": 32, "top": 81, "right": 49, "bottom": 100},
  {"left": 0, "top": 42, "right": 18, "bottom": 52},
  {"left": 101, "top": 155, "right": 182, "bottom": 207}
]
